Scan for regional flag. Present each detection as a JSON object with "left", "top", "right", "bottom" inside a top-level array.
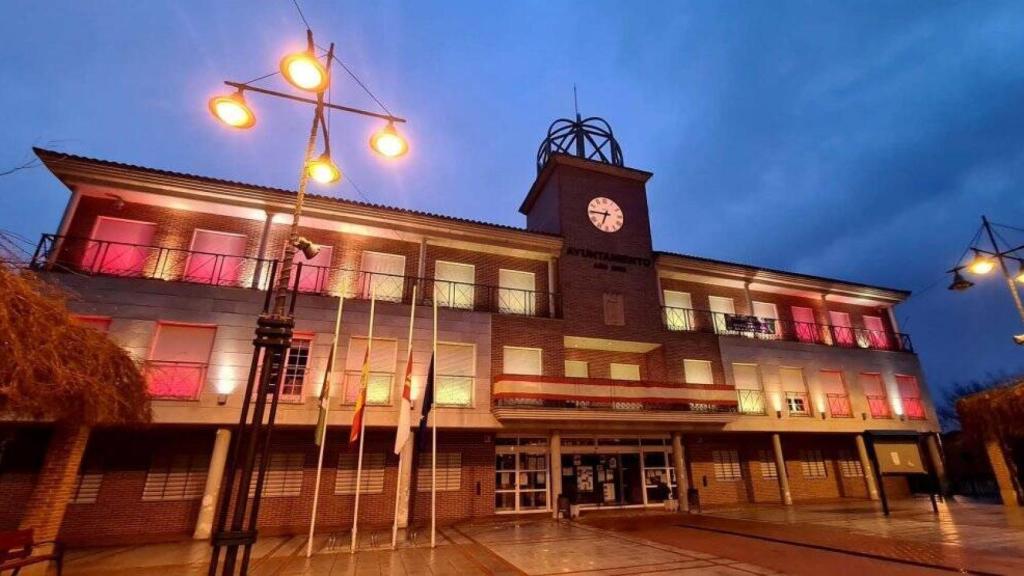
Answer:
[
  {"left": 349, "top": 347, "right": 371, "bottom": 444},
  {"left": 393, "top": 350, "right": 414, "bottom": 454}
]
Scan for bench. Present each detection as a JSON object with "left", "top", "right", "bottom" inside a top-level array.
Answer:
[{"left": 0, "top": 529, "right": 63, "bottom": 576}]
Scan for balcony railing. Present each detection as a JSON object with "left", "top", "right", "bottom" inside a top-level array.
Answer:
[
  {"left": 866, "top": 394, "right": 892, "bottom": 418},
  {"left": 145, "top": 360, "right": 207, "bottom": 400},
  {"left": 826, "top": 393, "right": 853, "bottom": 418},
  {"left": 662, "top": 305, "right": 913, "bottom": 353},
  {"left": 31, "top": 234, "right": 561, "bottom": 318},
  {"left": 737, "top": 389, "right": 767, "bottom": 415},
  {"left": 902, "top": 397, "right": 927, "bottom": 420}
]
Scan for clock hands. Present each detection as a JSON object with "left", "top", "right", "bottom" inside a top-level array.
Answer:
[{"left": 589, "top": 209, "right": 611, "bottom": 224}]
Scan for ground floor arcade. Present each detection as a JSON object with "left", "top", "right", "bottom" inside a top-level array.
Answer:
[{"left": 0, "top": 424, "right": 929, "bottom": 547}]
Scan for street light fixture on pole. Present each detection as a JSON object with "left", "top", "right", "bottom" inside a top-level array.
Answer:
[
  {"left": 947, "top": 215, "right": 1024, "bottom": 345},
  {"left": 205, "top": 27, "right": 408, "bottom": 575}
]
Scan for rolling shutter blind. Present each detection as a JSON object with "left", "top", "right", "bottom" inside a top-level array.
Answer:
[
  {"left": 859, "top": 373, "right": 886, "bottom": 396},
  {"left": 610, "top": 363, "right": 641, "bottom": 381},
  {"left": 151, "top": 325, "right": 216, "bottom": 363},
  {"left": 503, "top": 347, "right": 541, "bottom": 376},
  {"left": 335, "top": 453, "right": 385, "bottom": 494},
  {"left": 250, "top": 453, "right": 305, "bottom": 497},
  {"left": 683, "top": 360, "right": 713, "bottom": 385},
  {"left": 712, "top": 450, "right": 741, "bottom": 481},
  {"left": 417, "top": 453, "right": 461, "bottom": 491},
  {"left": 564, "top": 360, "right": 589, "bottom": 378},
  {"left": 779, "top": 367, "right": 807, "bottom": 392},
  {"left": 732, "top": 364, "right": 761, "bottom": 390},
  {"left": 818, "top": 371, "right": 846, "bottom": 394},
  {"left": 143, "top": 453, "right": 208, "bottom": 501}
]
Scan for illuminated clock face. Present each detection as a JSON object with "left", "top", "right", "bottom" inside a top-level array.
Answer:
[{"left": 587, "top": 197, "right": 623, "bottom": 233}]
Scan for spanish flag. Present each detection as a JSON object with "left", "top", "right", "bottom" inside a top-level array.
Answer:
[{"left": 349, "top": 347, "right": 370, "bottom": 444}]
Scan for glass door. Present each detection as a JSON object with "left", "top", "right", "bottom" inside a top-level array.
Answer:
[{"left": 495, "top": 438, "right": 550, "bottom": 513}]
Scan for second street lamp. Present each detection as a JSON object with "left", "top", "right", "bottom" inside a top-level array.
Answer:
[{"left": 205, "top": 26, "right": 408, "bottom": 576}]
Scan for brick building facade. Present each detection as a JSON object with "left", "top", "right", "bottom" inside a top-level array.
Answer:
[{"left": 0, "top": 138, "right": 941, "bottom": 546}]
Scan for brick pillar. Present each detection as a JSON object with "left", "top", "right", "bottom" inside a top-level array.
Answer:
[
  {"left": 984, "top": 433, "right": 1022, "bottom": 507},
  {"left": 193, "top": 428, "right": 231, "bottom": 539},
  {"left": 18, "top": 424, "right": 91, "bottom": 542},
  {"left": 925, "top": 433, "right": 950, "bottom": 496},
  {"left": 855, "top": 434, "right": 880, "bottom": 500},
  {"left": 550, "top": 430, "right": 562, "bottom": 518},
  {"left": 772, "top": 433, "right": 793, "bottom": 505},
  {"left": 671, "top": 432, "right": 689, "bottom": 512}
]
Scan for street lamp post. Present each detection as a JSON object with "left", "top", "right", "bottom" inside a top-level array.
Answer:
[
  {"left": 205, "top": 28, "right": 407, "bottom": 575},
  {"left": 948, "top": 215, "right": 1024, "bottom": 344}
]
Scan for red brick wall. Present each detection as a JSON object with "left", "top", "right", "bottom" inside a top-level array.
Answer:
[
  {"left": 0, "top": 427, "right": 50, "bottom": 530},
  {"left": 409, "top": 431, "right": 495, "bottom": 525}
]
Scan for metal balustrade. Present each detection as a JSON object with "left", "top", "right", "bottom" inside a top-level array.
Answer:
[
  {"left": 826, "top": 393, "right": 853, "bottom": 418},
  {"left": 145, "top": 361, "right": 207, "bottom": 400},
  {"left": 736, "top": 389, "right": 767, "bottom": 415},
  {"left": 661, "top": 305, "right": 914, "bottom": 353},
  {"left": 31, "top": 234, "right": 561, "bottom": 317},
  {"left": 866, "top": 394, "right": 892, "bottom": 418}
]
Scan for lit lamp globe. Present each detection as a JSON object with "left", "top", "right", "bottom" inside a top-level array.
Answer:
[
  {"left": 370, "top": 123, "right": 409, "bottom": 158},
  {"left": 280, "top": 51, "right": 329, "bottom": 93},
  {"left": 307, "top": 154, "right": 341, "bottom": 184},
  {"left": 208, "top": 92, "right": 255, "bottom": 129},
  {"left": 967, "top": 255, "right": 995, "bottom": 275}
]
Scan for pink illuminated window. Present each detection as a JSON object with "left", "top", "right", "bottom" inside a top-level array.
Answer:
[
  {"left": 896, "top": 375, "right": 926, "bottom": 420},
  {"left": 859, "top": 373, "right": 890, "bottom": 418},
  {"left": 293, "top": 245, "right": 333, "bottom": 294},
  {"left": 184, "top": 230, "right": 247, "bottom": 286},
  {"left": 829, "top": 311, "right": 855, "bottom": 347},
  {"left": 146, "top": 323, "right": 216, "bottom": 400},
  {"left": 83, "top": 217, "right": 157, "bottom": 276},
  {"left": 791, "top": 306, "right": 818, "bottom": 343},
  {"left": 862, "top": 315, "right": 890, "bottom": 350}
]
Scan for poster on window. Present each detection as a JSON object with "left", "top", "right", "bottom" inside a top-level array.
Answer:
[
  {"left": 602, "top": 483, "right": 616, "bottom": 503},
  {"left": 577, "top": 467, "right": 593, "bottom": 492}
]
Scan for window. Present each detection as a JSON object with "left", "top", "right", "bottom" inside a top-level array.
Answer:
[
  {"left": 360, "top": 251, "right": 406, "bottom": 302},
  {"left": 819, "top": 370, "right": 851, "bottom": 417},
  {"left": 862, "top": 315, "right": 890, "bottom": 349},
  {"left": 838, "top": 450, "right": 864, "bottom": 478},
  {"left": 503, "top": 346, "right": 542, "bottom": 376},
  {"left": 434, "top": 261, "right": 475, "bottom": 310},
  {"left": 757, "top": 450, "right": 778, "bottom": 479},
  {"left": 279, "top": 335, "right": 312, "bottom": 399},
  {"left": 564, "top": 360, "right": 589, "bottom": 378},
  {"left": 603, "top": 293, "right": 625, "bottom": 326},
  {"left": 610, "top": 363, "right": 641, "bottom": 381},
  {"left": 751, "top": 301, "right": 779, "bottom": 338},
  {"left": 829, "top": 311, "right": 855, "bottom": 346},
  {"left": 344, "top": 337, "right": 397, "bottom": 405},
  {"left": 142, "top": 453, "right": 208, "bottom": 501},
  {"left": 417, "top": 453, "right": 461, "bottom": 491},
  {"left": 70, "top": 471, "right": 103, "bottom": 504},
  {"left": 896, "top": 375, "right": 926, "bottom": 420},
  {"left": 436, "top": 342, "right": 475, "bottom": 407},
  {"left": 498, "top": 269, "right": 536, "bottom": 315},
  {"left": 683, "top": 359, "right": 713, "bottom": 385},
  {"left": 712, "top": 449, "right": 742, "bottom": 481},
  {"left": 733, "top": 364, "right": 765, "bottom": 415},
  {"left": 708, "top": 296, "right": 735, "bottom": 334},
  {"left": 84, "top": 217, "right": 157, "bottom": 276},
  {"left": 791, "top": 306, "right": 819, "bottom": 343},
  {"left": 662, "top": 290, "right": 694, "bottom": 330},
  {"left": 293, "top": 245, "right": 333, "bottom": 294},
  {"left": 73, "top": 315, "right": 111, "bottom": 332},
  {"left": 495, "top": 448, "right": 548, "bottom": 512},
  {"left": 335, "top": 453, "right": 385, "bottom": 494},
  {"left": 860, "top": 373, "right": 890, "bottom": 418},
  {"left": 800, "top": 450, "right": 827, "bottom": 479},
  {"left": 250, "top": 453, "right": 304, "bottom": 498},
  {"left": 184, "top": 230, "right": 247, "bottom": 286},
  {"left": 146, "top": 323, "right": 216, "bottom": 399},
  {"left": 780, "top": 367, "right": 809, "bottom": 415}
]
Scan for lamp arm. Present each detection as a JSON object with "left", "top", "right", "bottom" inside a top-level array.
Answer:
[{"left": 223, "top": 81, "right": 406, "bottom": 124}]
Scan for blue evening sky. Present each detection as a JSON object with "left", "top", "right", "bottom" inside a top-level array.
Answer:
[{"left": 2, "top": 1, "right": 1024, "bottom": 403}]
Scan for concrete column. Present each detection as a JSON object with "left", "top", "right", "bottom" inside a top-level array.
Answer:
[
  {"left": 547, "top": 258, "right": 558, "bottom": 318},
  {"left": 743, "top": 281, "right": 755, "bottom": 315},
  {"left": 417, "top": 239, "right": 428, "bottom": 305},
  {"left": 193, "top": 428, "right": 232, "bottom": 539},
  {"left": 550, "top": 431, "right": 562, "bottom": 518},
  {"left": 252, "top": 212, "right": 276, "bottom": 289},
  {"left": 855, "top": 434, "right": 880, "bottom": 501},
  {"left": 392, "top": 430, "right": 416, "bottom": 528},
  {"left": 984, "top": 433, "right": 1022, "bottom": 507},
  {"left": 46, "top": 186, "right": 81, "bottom": 269},
  {"left": 771, "top": 433, "right": 793, "bottom": 505},
  {"left": 671, "top": 432, "right": 689, "bottom": 512},
  {"left": 925, "top": 433, "right": 950, "bottom": 496}
]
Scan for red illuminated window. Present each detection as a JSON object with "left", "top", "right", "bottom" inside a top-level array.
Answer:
[
  {"left": 896, "top": 375, "right": 926, "bottom": 420},
  {"left": 184, "top": 230, "right": 247, "bottom": 286},
  {"left": 83, "top": 217, "right": 157, "bottom": 277},
  {"left": 146, "top": 323, "right": 216, "bottom": 399},
  {"left": 791, "top": 306, "right": 818, "bottom": 343},
  {"left": 829, "top": 311, "right": 855, "bottom": 347},
  {"left": 862, "top": 315, "right": 890, "bottom": 350},
  {"left": 859, "top": 373, "right": 891, "bottom": 418}
]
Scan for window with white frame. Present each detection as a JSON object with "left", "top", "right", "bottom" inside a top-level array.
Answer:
[
  {"left": 142, "top": 452, "right": 208, "bottom": 501},
  {"left": 610, "top": 363, "right": 641, "bottom": 381},
  {"left": 344, "top": 337, "right": 397, "bottom": 405},
  {"left": 434, "top": 261, "right": 475, "bottom": 310},
  {"left": 733, "top": 363, "right": 765, "bottom": 415},
  {"left": 683, "top": 359, "right": 714, "bottom": 385},
  {"left": 360, "top": 251, "right": 406, "bottom": 302},
  {"left": 146, "top": 323, "right": 216, "bottom": 400},
  {"left": 498, "top": 269, "right": 536, "bottom": 315},
  {"left": 436, "top": 342, "right": 475, "bottom": 407},
  {"left": 662, "top": 290, "right": 694, "bottom": 330},
  {"left": 708, "top": 296, "right": 736, "bottom": 334},
  {"left": 780, "top": 367, "right": 809, "bottom": 415},
  {"left": 417, "top": 452, "right": 461, "bottom": 491},
  {"left": 837, "top": 450, "right": 864, "bottom": 478},
  {"left": 751, "top": 301, "right": 779, "bottom": 338},
  {"left": 185, "top": 229, "right": 247, "bottom": 286},
  {"left": 503, "top": 346, "right": 542, "bottom": 376},
  {"left": 800, "top": 449, "right": 827, "bottom": 479},
  {"left": 564, "top": 360, "right": 589, "bottom": 378},
  {"left": 250, "top": 452, "right": 305, "bottom": 498},
  {"left": 757, "top": 449, "right": 778, "bottom": 479},
  {"left": 335, "top": 452, "right": 385, "bottom": 494},
  {"left": 712, "top": 449, "right": 742, "bottom": 481},
  {"left": 278, "top": 334, "right": 312, "bottom": 399}
]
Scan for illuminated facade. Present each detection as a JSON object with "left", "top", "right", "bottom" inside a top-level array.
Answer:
[{"left": 1, "top": 132, "right": 940, "bottom": 545}]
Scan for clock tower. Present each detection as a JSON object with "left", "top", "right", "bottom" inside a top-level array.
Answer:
[{"left": 520, "top": 115, "right": 662, "bottom": 340}]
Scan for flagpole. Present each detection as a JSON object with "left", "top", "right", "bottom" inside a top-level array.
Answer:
[
  {"left": 391, "top": 284, "right": 417, "bottom": 549},
  {"left": 351, "top": 293, "right": 377, "bottom": 554},
  {"left": 306, "top": 294, "right": 345, "bottom": 558},
  {"left": 430, "top": 295, "right": 438, "bottom": 548}
]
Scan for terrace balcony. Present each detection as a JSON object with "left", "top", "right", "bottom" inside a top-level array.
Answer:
[
  {"left": 31, "top": 234, "right": 561, "bottom": 318},
  {"left": 491, "top": 374, "right": 739, "bottom": 423},
  {"left": 661, "top": 306, "right": 914, "bottom": 353}
]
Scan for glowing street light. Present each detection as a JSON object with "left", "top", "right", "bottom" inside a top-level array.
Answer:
[
  {"left": 370, "top": 122, "right": 409, "bottom": 158},
  {"left": 307, "top": 153, "right": 342, "bottom": 184},
  {"left": 280, "top": 50, "right": 329, "bottom": 93},
  {"left": 208, "top": 91, "right": 255, "bottom": 129},
  {"left": 967, "top": 252, "right": 995, "bottom": 275}
]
